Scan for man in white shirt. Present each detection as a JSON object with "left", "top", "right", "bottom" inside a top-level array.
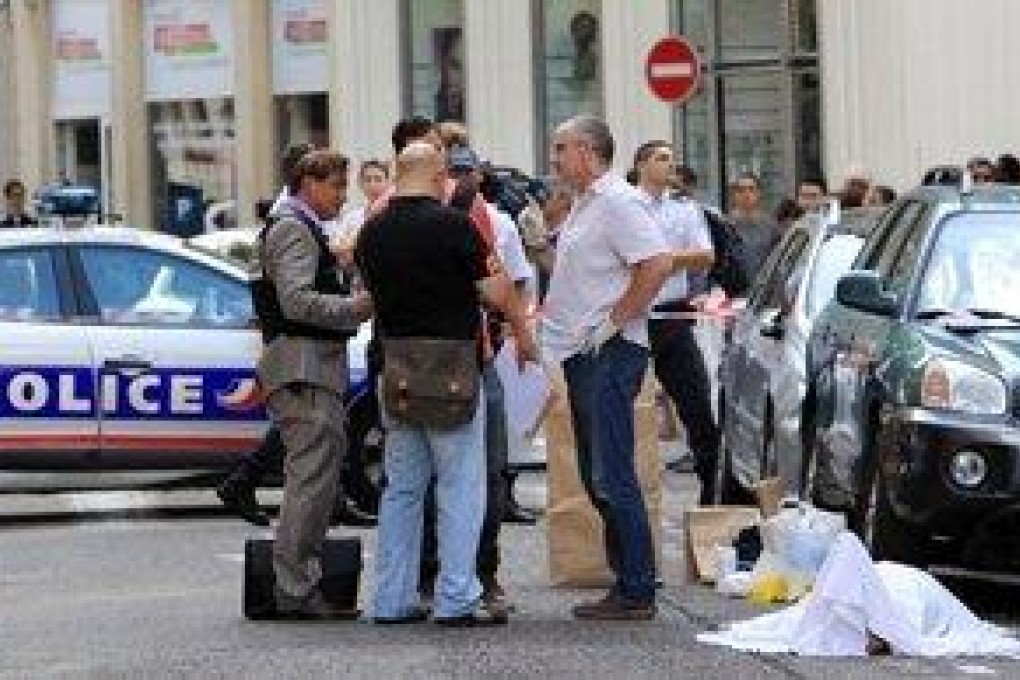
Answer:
[
  {"left": 633, "top": 140, "right": 719, "bottom": 506},
  {"left": 542, "top": 115, "right": 672, "bottom": 621}
]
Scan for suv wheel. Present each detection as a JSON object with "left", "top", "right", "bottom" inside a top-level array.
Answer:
[
  {"left": 860, "top": 465, "right": 926, "bottom": 566},
  {"left": 716, "top": 439, "right": 755, "bottom": 505}
]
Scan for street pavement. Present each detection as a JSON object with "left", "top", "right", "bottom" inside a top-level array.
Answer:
[{"left": 1, "top": 472, "right": 1019, "bottom": 679}]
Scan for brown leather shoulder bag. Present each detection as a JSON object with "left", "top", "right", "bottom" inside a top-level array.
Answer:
[{"left": 381, "top": 336, "right": 480, "bottom": 429}]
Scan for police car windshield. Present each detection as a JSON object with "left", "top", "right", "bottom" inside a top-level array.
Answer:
[{"left": 916, "top": 213, "right": 1020, "bottom": 320}]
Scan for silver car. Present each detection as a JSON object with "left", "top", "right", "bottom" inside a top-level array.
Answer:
[{"left": 717, "top": 207, "right": 883, "bottom": 500}]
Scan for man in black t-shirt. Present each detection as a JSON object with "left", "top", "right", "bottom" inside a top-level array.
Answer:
[{"left": 357, "top": 141, "right": 537, "bottom": 626}]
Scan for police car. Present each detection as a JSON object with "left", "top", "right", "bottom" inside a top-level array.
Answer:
[{"left": 0, "top": 226, "right": 369, "bottom": 471}]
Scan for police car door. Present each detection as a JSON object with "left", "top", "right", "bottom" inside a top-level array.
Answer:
[
  {"left": 0, "top": 244, "right": 98, "bottom": 465},
  {"left": 72, "top": 243, "right": 266, "bottom": 467}
]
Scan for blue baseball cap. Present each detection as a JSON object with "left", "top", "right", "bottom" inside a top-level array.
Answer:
[{"left": 447, "top": 145, "right": 481, "bottom": 172}]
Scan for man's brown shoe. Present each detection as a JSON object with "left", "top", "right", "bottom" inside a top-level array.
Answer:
[
  {"left": 571, "top": 593, "right": 656, "bottom": 621},
  {"left": 274, "top": 588, "right": 360, "bottom": 621}
]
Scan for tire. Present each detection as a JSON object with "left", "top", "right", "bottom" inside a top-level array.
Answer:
[
  {"left": 860, "top": 465, "right": 927, "bottom": 566},
  {"left": 716, "top": 441, "right": 755, "bottom": 506}
]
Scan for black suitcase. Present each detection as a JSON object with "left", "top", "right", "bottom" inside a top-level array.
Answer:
[{"left": 243, "top": 537, "right": 362, "bottom": 620}]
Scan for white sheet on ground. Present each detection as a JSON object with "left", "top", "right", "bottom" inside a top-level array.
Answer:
[{"left": 697, "top": 532, "right": 1020, "bottom": 658}]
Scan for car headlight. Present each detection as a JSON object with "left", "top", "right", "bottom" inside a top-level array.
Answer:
[{"left": 920, "top": 358, "right": 1007, "bottom": 415}]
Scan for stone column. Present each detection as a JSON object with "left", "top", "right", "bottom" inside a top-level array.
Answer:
[
  {"left": 109, "top": 0, "right": 150, "bottom": 228},
  {"left": 464, "top": 0, "right": 536, "bottom": 172},
  {"left": 233, "top": 0, "right": 274, "bottom": 228},
  {"left": 331, "top": 0, "right": 402, "bottom": 164},
  {"left": 10, "top": 0, "right": 54, "bottom": 194},
  {"left": 601, "top": 0, "right": 673, "bottom": 173},
  {"left": 0, "top": 8, "right": 13, "bottom": 183}
]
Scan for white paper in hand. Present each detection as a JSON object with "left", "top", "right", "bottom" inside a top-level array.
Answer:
[{"left": 494, "top": 336, "right": 553, "bottom": 439}]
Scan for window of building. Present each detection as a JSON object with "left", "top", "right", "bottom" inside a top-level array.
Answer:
[
  {"left": 272, "top": 0, "right": 330, "bottom": 179},
  {"left": 672, "top": 0, "right": 819, "bottom": 211},
  {"left": 720, "top": 72, "right": 785, "bottom": 210},
  {"left": 534, "top": 0, "right": 604, "bottom": 170},
  {"left": 274, "top": 94, "right": 330, "bottom": 185},
  {"left": 402, "top": 0, "right": 465, "bottom": 123},
  {"left": 148, "top": 98, "right": 237, "bottom": 237}
]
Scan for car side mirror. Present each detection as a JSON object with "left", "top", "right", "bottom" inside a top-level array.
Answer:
[{"left": 835, "top": 271, "right": 898, "bottom": 317}]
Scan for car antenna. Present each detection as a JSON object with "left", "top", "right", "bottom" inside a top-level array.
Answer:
[
  {"left": 824, "top": 197, "right": 840, "bottom": 227},
  {"left": 960, "top": 168, "right": 975, "bottom": 198}
]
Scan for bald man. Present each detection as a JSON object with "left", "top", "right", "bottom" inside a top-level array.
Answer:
[{"left": 356, "top": 142, "right": 536, "bottom": 626}]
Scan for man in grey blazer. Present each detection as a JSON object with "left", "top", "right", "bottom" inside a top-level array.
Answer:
[{"left": 256, "top": 149, "right": 373, "bottom": 619}]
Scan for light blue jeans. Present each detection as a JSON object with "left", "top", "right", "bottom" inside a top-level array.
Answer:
[{"left": 371, "top": 391, "right": 486, "bottom": 620}]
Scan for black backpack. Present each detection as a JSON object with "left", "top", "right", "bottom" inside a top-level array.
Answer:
[{"left": 703, "top": 208, "right": 751, "bottom": 297}]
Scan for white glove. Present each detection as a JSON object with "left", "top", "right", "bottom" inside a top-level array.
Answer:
[{"left": 579, "top": 317, "right": 619, "bottom": 355}]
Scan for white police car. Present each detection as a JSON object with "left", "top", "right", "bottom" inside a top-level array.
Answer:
[{"left": 0, "top": 227, "right": 368, "bottom": 471}]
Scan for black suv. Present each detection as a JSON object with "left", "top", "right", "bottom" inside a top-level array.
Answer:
[{"left": 803, "top": 177, "right": 1020, "bottom": 575}]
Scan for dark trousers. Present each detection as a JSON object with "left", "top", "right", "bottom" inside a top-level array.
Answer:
[
  {"left": 421, "top": 362, "right": 507, "bottom": 590},
  {"left": 562, "top": 336, "right": 656, "bottom": 604},
  {"left": 648, "top": 318, "right": 720, "bottom": 505}
]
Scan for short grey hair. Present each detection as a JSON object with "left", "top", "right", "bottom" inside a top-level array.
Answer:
[{"left": 560, "top": 114, "right": 615, "bottom": 164}]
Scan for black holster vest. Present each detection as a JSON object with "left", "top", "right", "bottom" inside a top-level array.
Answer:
[{"left": 250, "top": 208, "right": 353, "bottom": 343}]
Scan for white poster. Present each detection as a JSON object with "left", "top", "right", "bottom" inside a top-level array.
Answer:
[
  {"left": 52, "top": 0, "right": 111, "bottom": 119},
  {"left": 144, "top": 0, "right": 234, "bottom": 102},
  {"left": 272, "top": 0, "right": 329, "bottom": 94}
]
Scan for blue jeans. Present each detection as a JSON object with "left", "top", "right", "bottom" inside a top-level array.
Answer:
[
  {"left": 562, "top": 336, "right": 655, "bottom": 604},
  {"left": 372, "top": 391, "right": 486, "bottom": 620}
]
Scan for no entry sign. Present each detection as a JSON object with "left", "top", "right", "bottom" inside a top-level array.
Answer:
[{"left": 645, "top": 36, "right": 702, "bottom": 105}]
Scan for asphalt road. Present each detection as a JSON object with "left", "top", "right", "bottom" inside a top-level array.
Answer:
[{"left": 1, "top": 473, "right": 1019, "bottom": 679}]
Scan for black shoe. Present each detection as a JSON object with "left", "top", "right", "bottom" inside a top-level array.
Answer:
[
  {"left": 331, "top": 496, "right": 377, "bottom": 528},
  {"left": 373, "top": 607, "right": 429, "bottom": 625},
  {"left": 502, "top": 501, "right": 540, "bottom": 525},
  {"left": 435, "top": 607, "right": 509, "bottom": 627},
  {"left": 273, "top": 588, "right": 360, "bottom": 621},
  {"left": 216, "top": 474, "right": 270, "bottom": 527}
]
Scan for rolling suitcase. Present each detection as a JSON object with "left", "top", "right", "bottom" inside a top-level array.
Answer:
[{"left": 243, "top": 537, "right": 362, "bottom": 620}]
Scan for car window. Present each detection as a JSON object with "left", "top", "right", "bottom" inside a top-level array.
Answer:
[
  {"left": 755, "top": 232, "right": 810, "bottom": 312},
  {"left": 856, "top": 201, "right": 915, "bottom": 270},
  {"left": 917, "top": 213, "right": 1020, "bottom": 316},
  {"left": 882, "top": 207, "right": 932, "bottom": 300},
  {"left": 78, "top": 246, "right": 253, "bottom": 327},
  {"left": 804, "top": 233, "right": 864, "bottom": 318},
  {"left": 0, "top": 248, "right": 61, "bottom": 322}
]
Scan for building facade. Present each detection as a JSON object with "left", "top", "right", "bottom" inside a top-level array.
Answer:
[{"left": 0, "top": 0, "right": 1016, "bottom": 231}]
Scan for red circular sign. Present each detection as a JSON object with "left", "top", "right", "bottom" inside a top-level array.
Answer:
[{"left": 645, "top": 36, "right": 702, "bottom": 104}]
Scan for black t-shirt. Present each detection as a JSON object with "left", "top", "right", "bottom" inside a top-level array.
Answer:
[{"left": 355, "top": 195, "right": 488, "bottom": 340}]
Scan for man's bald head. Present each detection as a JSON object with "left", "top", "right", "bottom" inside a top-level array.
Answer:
[{"left": 395, "top": 141, "right": 446, "bottom": 199}]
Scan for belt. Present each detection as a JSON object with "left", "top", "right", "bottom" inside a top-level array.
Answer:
[{"left": 650, "top": 299, "right": 698, "bottom": 321}]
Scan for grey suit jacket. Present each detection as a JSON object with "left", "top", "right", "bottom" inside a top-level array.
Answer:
[{"left": 257, "top": 213, "right": 364, "bottom": 397}]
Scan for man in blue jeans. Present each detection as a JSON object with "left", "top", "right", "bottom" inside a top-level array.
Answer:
[
  {"left": 542, "top": 115, "right": 672, "bottom": 621},
  {"left": 356, "top": 142, "right": 537, "bottom": 625}
]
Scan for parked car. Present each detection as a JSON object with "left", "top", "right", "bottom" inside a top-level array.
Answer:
[
  {"left": 803, "top": 180, "right": 1020, "bottom": 573},
  {"left": 0, "top": 226, "right": 370, "bottom": 471},
  {"left": 718, "top": 206, "right": 883, "bottom": 501}
]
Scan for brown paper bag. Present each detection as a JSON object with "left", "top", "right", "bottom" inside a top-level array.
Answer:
[
  {"left": 753, "top": 477, "right": 784, "bottom": 518},
  {"left": 546, "top": 369, "right": 662, "bottom": 588},
  {"left": 682, "top": 506, "right": 760, "bottom": 584}
]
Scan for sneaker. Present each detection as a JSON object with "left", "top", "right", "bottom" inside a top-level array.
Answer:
[
  {"left": 330, "top": 496, "right": 378, "bottom": 528},
  {"left": 571, "top": 592, "right": 656, "bottom": 621},
  {"left": 216, "top": 474, "right": 270, "bottom": 527}
]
